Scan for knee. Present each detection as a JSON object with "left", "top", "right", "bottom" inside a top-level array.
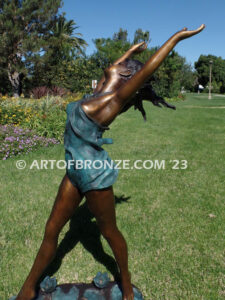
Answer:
[{"left": 99, "top": 224, "right": 118, "bottom": 241}]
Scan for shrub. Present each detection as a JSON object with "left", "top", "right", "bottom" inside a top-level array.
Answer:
[
  {"left": 30, "top": 86, "right": 51, "bottom": 99},
  {"left": 165, "top": 93, "right": 186, "bottom": 103},
  {"left": 177, "top": 92, "right": 186, "bottom": 100},
  {"left": 30, "top": 86, "right": 68, "bottom": 99},
  {"left": 51, "top": 86, "right": 68, "bottom": 97}
]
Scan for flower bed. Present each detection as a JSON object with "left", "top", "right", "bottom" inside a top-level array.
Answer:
[
  {"left": 0, "top": 94, "right": 82, "bottom": 142},
  {"left": 0, "top": 124, "right": 60, "bottom": 160}
]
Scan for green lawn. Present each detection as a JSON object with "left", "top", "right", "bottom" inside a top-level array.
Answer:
[{"left": 1, "top": 93, "right": 224, "bottom": 299}]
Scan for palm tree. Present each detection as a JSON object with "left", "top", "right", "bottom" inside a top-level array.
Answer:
[
  {"left": 33, "top": 16, "right": 88, "bottom": 87},
  {"left": 51, "top": 16, "right": 87, "bottom": 59}
]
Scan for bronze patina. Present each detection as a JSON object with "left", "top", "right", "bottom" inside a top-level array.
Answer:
[
  {"left": 13, "top": 25, "right": 205, "bottom": 300},
  {"left": 82, "top": 25, "right": 205, "bottom": 126}
]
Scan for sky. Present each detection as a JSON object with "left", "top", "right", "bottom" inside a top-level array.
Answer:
[{"left": 60, "top": 0, "right": 225, "bottom": 67}]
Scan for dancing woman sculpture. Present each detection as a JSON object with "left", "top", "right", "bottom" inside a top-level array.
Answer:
[{"left": 15, "top": 25, "right": 205, "bottom": 300}]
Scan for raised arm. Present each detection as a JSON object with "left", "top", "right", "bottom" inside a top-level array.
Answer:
[
  {"left": 116, "top": 25, "right": 205, "bottom": 103},
  {"left": 82, "top": 25, "right": 205, "bottom": 127},
  {"left": 94, "top": 42, "right": 147, "bottom": 93},
  {"left": 113, "top": 42, "right": 147, "bottom": 65}
]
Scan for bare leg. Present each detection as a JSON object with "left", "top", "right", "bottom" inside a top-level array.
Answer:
[
  {"left": 16, "top": 175, "right": 83, "bottom": 300},
  {"left": 85, "top": 187, "right": 134, "bottom": 300}
]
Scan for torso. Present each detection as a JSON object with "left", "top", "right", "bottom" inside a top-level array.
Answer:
[{"left": 81, "top": 92, "right": 119, "bottom": 127}]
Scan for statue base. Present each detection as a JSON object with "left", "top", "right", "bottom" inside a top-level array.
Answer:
[{"left": 10, "top": 273, "right": 143, "bottom": 300}]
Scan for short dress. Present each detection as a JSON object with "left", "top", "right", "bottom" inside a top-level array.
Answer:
[{"left": 64, "top": 98, "right": 118, "bottom": 193}]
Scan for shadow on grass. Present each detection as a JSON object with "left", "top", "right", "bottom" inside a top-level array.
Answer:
[{"left": 39, "top": 194, "right": 131, "bottom": 284}]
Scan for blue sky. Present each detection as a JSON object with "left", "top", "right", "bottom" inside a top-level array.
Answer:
[{"left": 60, "top": 0, "right": 225, "bottom": 66}]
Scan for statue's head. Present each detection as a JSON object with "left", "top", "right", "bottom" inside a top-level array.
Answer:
[
  {"left": 114, "top": 59, "right": 144, "bottom": 80},
  {"left": 100, "top": 59, "right": 144, "bottom": 94},
  {"left": 103, "top": 59, "right": 144, "bottom": 80},
  {"left": 121, "top": 59, "right": 144, "bottom": 77},
  {"left": 95, "top": 58, "right": 146, "bottom": 95}
]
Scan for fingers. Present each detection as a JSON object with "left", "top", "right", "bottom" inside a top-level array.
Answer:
[
  {"left": 136, "top": 41, "right": 146, "bottom": 47},
  {"left": 179, "top": 24, "right": 205, "bottom": 38},
  {"left": 132, "top": 42, "right": 147, "bottom": 53},
  {"left": 132, "top": 41, "right": 147, "bottom": 50},
  {"left": 140, "top": 42, "right": 148, "bottom": 50},
  {"left": 138, "top": 41, "right": 147, "bottom": 49},
  {"left": 193, "top": 24, "right": 206, "bottom": 33}
]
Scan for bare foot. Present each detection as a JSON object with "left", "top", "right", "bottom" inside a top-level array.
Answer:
[{"left": 121, "top": 273, "right": 134, "bottom": 300}]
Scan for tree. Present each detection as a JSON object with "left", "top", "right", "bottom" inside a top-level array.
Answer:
[
  {"left": 195, "top": 55, "right": 225, "bottom": 93},
  {"left": 180, "top": 62, "right": 196, "bottom": 92},
  {"left": 61, "top": 54, "right": 106, "bottom": 93},
  {"left": 0, "top": 0, "right": 62, "bottom": 97},
  {"left": 0, "top": 68, "right": 11, "bottom": 95},
  {"left": 49, "top": 15, "right": 87, "bottom": 60},
  {"left": 31, "top": 15, "right": 87, "bottom": 89},
  {"left": 93, "top": 28, "right": 150, "bottom": 65},
  {"left": 93, "top": 37, "right": 131, "bottom": 65},
  {"left": 133, "top": 28, "right": 150, "bottom": 44},
  {"left": 113, "top": 28, "right": 128, "bottom": 42}
]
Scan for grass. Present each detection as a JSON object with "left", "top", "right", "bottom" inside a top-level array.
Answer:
[{"left": 1, "top": 93, "right": 224, "bottom": 299}]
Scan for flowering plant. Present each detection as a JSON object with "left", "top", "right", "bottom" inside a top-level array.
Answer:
[{"left": 0, "top": 125, "right": 59, "bottom": 160}]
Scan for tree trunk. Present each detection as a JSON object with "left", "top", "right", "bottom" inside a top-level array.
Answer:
[{"left": 8, "top": 68, "right": 22, "bottom": 97}]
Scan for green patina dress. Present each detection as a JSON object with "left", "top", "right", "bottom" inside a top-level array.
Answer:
[{"left": 64, "top": 98, "right": 118, "bottom": 193}]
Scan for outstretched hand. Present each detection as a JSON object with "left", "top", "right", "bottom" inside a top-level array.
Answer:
[
  {"left": 178, "top": 24, "right": 205, "bottom": 40},
  {"left": 130, "top": 42, "right": 147, "bottom": 54}
]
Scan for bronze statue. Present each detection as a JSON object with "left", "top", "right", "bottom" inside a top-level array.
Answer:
[{"left": 14, "top": 25, "right": 205, "bottom": 300}]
